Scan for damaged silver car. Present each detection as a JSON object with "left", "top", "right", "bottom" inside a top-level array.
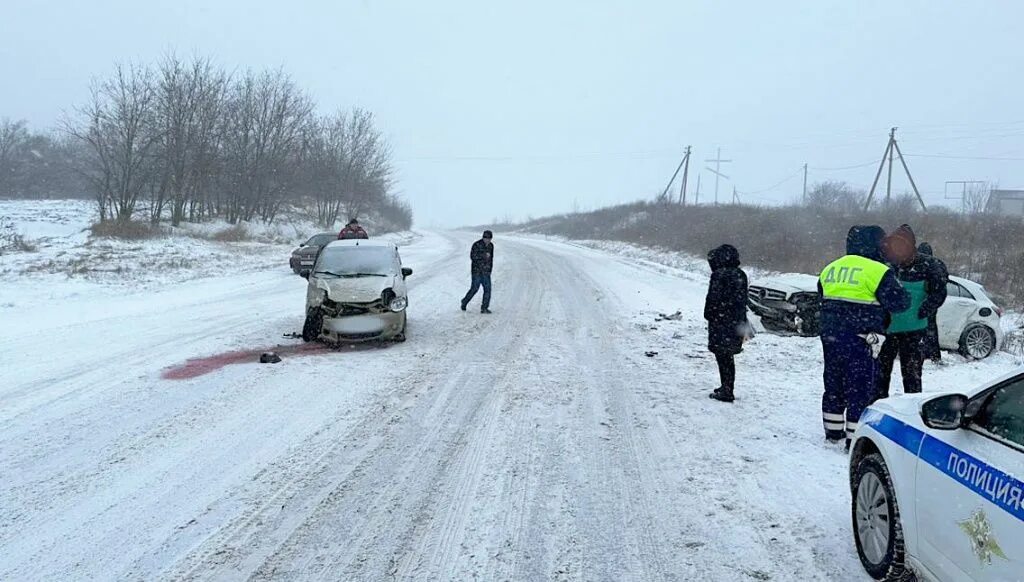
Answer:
[{"left": 301, "top": 240, "right": 412, "bottom": 343}]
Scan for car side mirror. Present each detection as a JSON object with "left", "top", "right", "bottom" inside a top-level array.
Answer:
[
  {"left": 402, "top": 267, "right": 413, "bottom": 278},
  {"left": 921, "top": 394, "right": 969, "bottom": 430},
  {"left": 300, "top": 269, "right": 311, "bottom": 279}
]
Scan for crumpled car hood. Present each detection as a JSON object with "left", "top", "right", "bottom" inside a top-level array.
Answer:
[{"left": 316, "top": 276, "right": 396, "bottom": 303}]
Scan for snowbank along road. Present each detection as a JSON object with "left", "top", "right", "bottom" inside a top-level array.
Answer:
[{"left": 1, "top": 231, "right": 1017, "bottom": 581}]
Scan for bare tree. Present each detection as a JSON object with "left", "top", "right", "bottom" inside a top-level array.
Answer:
[
  {"left": 65, "top": 63, "right": 160, "bottom": 222},
  {"left": 220, "top": 69, "right": 313, "bottom": 223},
  {"left": 0, "top": 118, "right": 29, "bottom": 196},
  {"left": 153, "top": 54, "right": 229, "bottom": 225}
]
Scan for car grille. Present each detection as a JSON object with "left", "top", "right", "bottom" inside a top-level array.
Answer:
[{"left": 748, "top": 286, "right": 787, "bottom": 302}]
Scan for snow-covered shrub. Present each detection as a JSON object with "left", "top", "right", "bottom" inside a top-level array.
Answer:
[{"left": 0, "top": 217, "right": 36, "bottom": 254}]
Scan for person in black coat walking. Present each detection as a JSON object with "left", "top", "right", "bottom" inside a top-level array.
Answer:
[
  {"left": 704, "top": 244, "right": 750, "bottom": 402},
  {"left": 461, "top": 230, "right": 495, "bottom": 313}
]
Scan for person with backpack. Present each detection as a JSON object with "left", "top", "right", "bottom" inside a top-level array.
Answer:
[{"left": 704, "top": 244, "right": 751, "bottom": 403}]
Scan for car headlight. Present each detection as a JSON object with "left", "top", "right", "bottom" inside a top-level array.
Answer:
[{"left": 390, "top": 296, "right": 408, "bottom": 312}]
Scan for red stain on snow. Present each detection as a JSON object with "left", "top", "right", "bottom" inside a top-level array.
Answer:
[{"left": 161, "top": 343, "right": 328, "bottom": 380}]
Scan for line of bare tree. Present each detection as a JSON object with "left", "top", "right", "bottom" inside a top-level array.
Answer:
[{"left": 1, "top": 54, "right": 411, "bottom": 230}]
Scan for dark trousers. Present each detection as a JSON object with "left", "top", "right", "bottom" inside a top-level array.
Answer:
[
  {"left": 715, "top": 353, "right": 736, "bottom": 390},
  {"left": 821, "top": 333, "right": 878, "bottom": 441},
  {"left": 462, "top": 274, "right": 492, "bottom": 310},
  {"left": 878, "top": 330, "right": 926, "bottom": 399},
  {"left": 922, "top": 316, "right": 941, "bottom": 361}
]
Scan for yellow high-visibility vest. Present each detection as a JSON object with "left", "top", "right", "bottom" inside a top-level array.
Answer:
[{"left": 819, "top": 255, "right": 890, "bottom": 305}]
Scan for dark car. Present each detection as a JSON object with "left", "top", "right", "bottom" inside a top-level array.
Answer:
[{"left": 289, "top": 232, "right": 337, "bottom": 275}]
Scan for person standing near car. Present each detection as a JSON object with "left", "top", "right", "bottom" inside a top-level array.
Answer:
[
  {"left": 461, "top": 230, "right": 494, "bottom": 314},
  {"left": 704, "top": 244, "right": 750, "bottom": 403},
  {"left": 876, "top": 226, "right": 948, "bottom": 398},
  {"left": 917, "top": 241, "right": 948, "bottom": 364},
  {"left": 818, "top": 225, "right": 909, "bottom": 446},
  {"left": 338, "top": 218, "right": 369, "bottom": 240}
]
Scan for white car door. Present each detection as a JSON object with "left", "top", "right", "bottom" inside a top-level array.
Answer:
[
  {"left": 937, "top": 282, "right": 976, "bottom": 348},
  {"left": 915, "top": 376, "right": 1024, "bottom": 581}
]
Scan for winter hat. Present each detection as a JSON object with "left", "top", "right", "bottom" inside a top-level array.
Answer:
[
  {"left": 918, "top": 242, "right": 934, "bottom": 257},
  {"left": 482, "top": 230, "right": 493, "bottom": 239},
  {"left": 708, "top": 244, "right": 740, "bottom": 270}
]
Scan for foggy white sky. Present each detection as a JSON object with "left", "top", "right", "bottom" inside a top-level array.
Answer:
[{"left": 3, "top": 0, "right": 1024, "bottom": 226}]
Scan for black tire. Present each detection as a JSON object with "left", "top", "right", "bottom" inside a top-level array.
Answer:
[
  {"left": 851, "top": 453, "right": 908, "bottom": 581},
  {"left": 302, "top": 308, "right": 324, "bottom": 343},
  {"left": 958, "top": 324, "right": 996, "bottom": 360}
]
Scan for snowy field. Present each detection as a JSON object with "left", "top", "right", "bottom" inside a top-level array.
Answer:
[{"left": 1, "top": 204, "right": 1021, "bottom": 581}]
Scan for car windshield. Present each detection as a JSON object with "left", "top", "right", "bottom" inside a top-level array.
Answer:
[
  {"left": 305, "top": 234, "right": 335, "bottom": 247},
  {"left": 315, "top": 246, "right": 396, "bottom": 277}
]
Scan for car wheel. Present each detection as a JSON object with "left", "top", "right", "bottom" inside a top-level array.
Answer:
[
  {"left": 852, "top": 453, "right": 907, "bottom": 581},
  {"left": 959, "top": 324, "right": 996, "bottom": 360},
  {"left": 302, "top": 308, "right": 324, "bottom": 343}
]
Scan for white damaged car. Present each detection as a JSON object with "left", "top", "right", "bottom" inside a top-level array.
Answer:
[{"left": 301, "top": 240, "right": 412, "bottom": 343}]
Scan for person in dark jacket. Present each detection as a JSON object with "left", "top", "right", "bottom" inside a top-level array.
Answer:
[
  {"left": 461, "top": 230, "right": 494, "bottom": 313},
  {"left": 818, "top": 225, "right": 910, "bottom": 445},
  {"left": 917, "top": 242, "right": 948, "bottom": 363},
  {"left": 877, "top": 226, "right": 948, "bottom": 398},
  {"left": 338, "top": 219, "right": 369, "bottom": 240},
  {"left": 704, "top": 244, "right": 750, "bottom": 403}
]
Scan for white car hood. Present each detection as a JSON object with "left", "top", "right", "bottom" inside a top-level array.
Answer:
[
  {"left": 316, "top": 276, "right": 396, "bottom": 303},
  {"left": 753, "top": 273, "right": 819, "bottom": 295}
]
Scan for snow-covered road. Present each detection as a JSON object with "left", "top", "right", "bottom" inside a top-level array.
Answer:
[{"left": 2, "top": 231, "right": 1017, "bottom": 581}]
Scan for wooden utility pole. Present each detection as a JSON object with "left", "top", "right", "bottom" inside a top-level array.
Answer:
[
  {"left": 678, "top": 145, "right": 692, "bottom": 205},
  {"left": 802, "top": 163, "right": 808, "bottom": 204},
  {"left": 660, "top": 146, "right": 691, "bottom": 204},
  {"left": 704, "top": 148, "right": 732, "bottom": 205},
  {"left": 864, "top": 127, "right": 927, "bottom": 211}
]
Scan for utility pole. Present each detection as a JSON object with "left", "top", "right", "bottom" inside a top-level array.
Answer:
[
  {"left": 864, "top": 127, "right": 927, "bottom": 211},
  {"left": 802, "top": 163, "right": 808, "bottom": 204},
  {"left": 704, "top": 148, "right": 732, "bottom": 205},
  {"left": 679, "top": 145, "right": 692, "bottom": 205},
  {"left": 660, "top": 146, "right": 692, "bottom": 204},
  {"left": 695, "top": 173, "right": 702, "bottom": 205},
  {"left": 732, "top": 186, "right": 739, "bottom": 205}
]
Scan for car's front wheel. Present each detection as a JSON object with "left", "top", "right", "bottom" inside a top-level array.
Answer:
[
  {"left": 959, "top": 324, "right": 996, "bottom": 360},
  {"left": 852, "top": 453, "right": 907, "bottom": 581},
  {"left": 302, "top": 308, "right": 324, "bottom": 343}
]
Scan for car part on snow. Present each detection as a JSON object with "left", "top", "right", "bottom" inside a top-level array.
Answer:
[
  {"left": 282, "top": 332, "right": 303, "bottom": 339},
  {"left": 851, "top": 453, "right": 907, "bottom": 581},
  {"left": 259, "top": 352, "right": 282, "bottom": 364},
  {"left": 644, "top": 351, "right": 658, "bottom": 357},
  {"left": 655, "top": 311, "right": 683, "bottom": 322},
  {"left": 959, "top": 324, "right": 996, "bottom": 360}
]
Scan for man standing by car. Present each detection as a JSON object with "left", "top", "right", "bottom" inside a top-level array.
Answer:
[
  {"left": 338, "top": 218, "right": 369, "bottom": 240},
  {"left": 461, "top": 230, "right": 494, "bottom": 314},
  {"left": 917, "top": 241, "right": 948, "bottom": 363},
  {"left": 877, "top": 226, "right": 948, "bottom": 398},
  {"left": 818, "top": 225, "right": 909, "bottom": 446}
]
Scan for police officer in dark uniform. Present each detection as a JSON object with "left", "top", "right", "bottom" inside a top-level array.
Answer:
[{"left": 818, "top": 226, "right": 910, "bottom": 446}]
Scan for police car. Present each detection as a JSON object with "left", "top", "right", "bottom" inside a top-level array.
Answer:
[{"left": 849, "top": 369, "right": 1024, "bottom": 581}]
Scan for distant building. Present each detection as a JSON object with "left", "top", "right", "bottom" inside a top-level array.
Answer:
[{"left": 986, "top": 189, "right": 1024, "bottom": 217}]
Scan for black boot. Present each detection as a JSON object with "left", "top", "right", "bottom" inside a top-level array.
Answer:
[{"left": 709, "top": 386, "right": 735, "bottom": 403}]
